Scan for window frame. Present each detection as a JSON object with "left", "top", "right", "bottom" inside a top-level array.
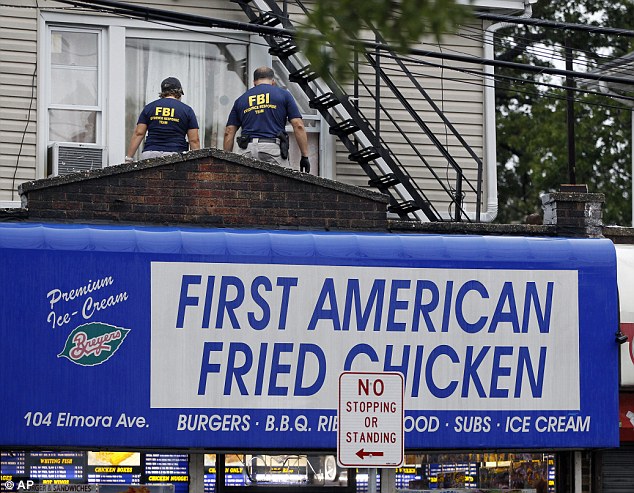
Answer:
[
  {"left": 37, "top": 12, "right": 333, "bottom": 180},
  {"left": 123, "top": 29, "right": 251, "bottom": 153},
  {"left": 44, "top": 24, "right": 104, "bottom": 146}
]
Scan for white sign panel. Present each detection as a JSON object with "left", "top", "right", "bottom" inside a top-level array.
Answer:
[
  {"left": 150, "top": 262, "right": 580, "bottom": 411},
  {"left": 338, "top": 372, "right": 404, "bottom": 467}
]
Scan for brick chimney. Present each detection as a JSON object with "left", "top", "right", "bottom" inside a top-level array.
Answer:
[{"left": 541, "top": 184, "right": 604, "bottom": 238}]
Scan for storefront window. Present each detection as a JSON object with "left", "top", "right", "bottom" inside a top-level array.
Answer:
[
  {"left": 0, "top": 451, "right": 554, "bottom": 493},
  {"left": 219, "top": 454, "right": 343, "bottom": 487},
  {"left": 398, "top": 453, "right": 554, "bottom": 492}
]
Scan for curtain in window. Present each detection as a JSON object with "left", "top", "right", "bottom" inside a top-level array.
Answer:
[
  {"left": 144, "top": 40, "right": 206, "bottom": 143},
  {"left": 125, "top": 38, "right": 248, "bottom": 157}
]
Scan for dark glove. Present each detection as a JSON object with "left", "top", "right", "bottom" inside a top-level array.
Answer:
[{"left": 300, "top": 156, "right": 310, "bottom": 173}]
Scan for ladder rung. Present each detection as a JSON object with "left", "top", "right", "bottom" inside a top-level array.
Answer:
[
  {"left": 253, "top": 12, "right": 281, "bottom": 26},
  {"left": 289, "top": 67, "right": 318, "bottom": 84},
  {"left": 310, "top": 92, "right": 340, "bottom": 110},
  {"left": 349, "top": 147, "right": 380, "bottom": 164},
  {"left": 329, "top": 119, "right": 359, "bottom": 137},
  {"left": 269, "top": 40, "right": 298, "bottom": 58},
  {"left": 389, "top": 201, "right": 421, "bottom": 215},
  {"left": 369, "top": 173, "right": 400, "bottom": 189}
]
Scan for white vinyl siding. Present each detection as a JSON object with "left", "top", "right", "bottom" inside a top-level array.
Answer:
[
  {"left": 0, "top": 0, "right": 526, "bottom": 208},
  {"left": 332, "top": 27, "right": 486, "bottom": 217},
  {"left": 0, "top": 0, "right": 38, "bottom": 204}
]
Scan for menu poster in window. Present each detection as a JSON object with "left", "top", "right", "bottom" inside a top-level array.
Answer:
[
  {"left": 143, "top": 454, "right": 188, "bottom": 493},
  {"left": 1, "top": 451, "right": 27, "bottom": 492},
  {"left": 87, "top": 452, "right": 141, "bottom": 484},
  {"left": 98, "top": 485, "right": 174, "bottom": 493},
  {"left": 27, "top": 452, "right": 86, "bottom": 484},
  {"left": 394, "top": 467, "right": 418, "bottom": 489},
  {"left": 225, "top": 455, "right": 247, "bottom": 487},
  {"left": 203, "top": 454, "right": 217, "bottom": 493},
  {"left": 203, "top": 454, "right": 246, "bottom": 493},
  {"left": 427, "top": 462, "right": 478, "bottom": 489}
]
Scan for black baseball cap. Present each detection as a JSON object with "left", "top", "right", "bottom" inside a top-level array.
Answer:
[{"left": 161, "top": 77, "right": 183, "bottom": 94}]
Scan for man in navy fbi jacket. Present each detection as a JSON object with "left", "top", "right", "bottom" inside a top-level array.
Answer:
[
  {"left": 224, "top": 66, "right": 310, "bottom": 172},
  {"left": 126, "top": 77, "right": 200, "bottom": 162}
]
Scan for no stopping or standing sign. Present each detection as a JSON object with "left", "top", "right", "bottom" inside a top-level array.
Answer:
[{"left": 337, "top": 372, "right": 404, "bottom": 468}]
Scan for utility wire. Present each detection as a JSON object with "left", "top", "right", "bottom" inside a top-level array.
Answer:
[
  {"left": 11, "top": 0, "right": 634, "bottom": 74},
  {"left": 286, "top": 0, "right": 634, "bottom": 77},
  {"left": 451, "top": 24, "right": 634, "bottom": 79},
  {"left": 24, "top": 0, "right": 634, "bottom": 88},
  {"left": 475, "top": 11, "right": 634, "bottom": 37},
  {"left": 377, "top": 56, "right": 634, "bottom": 110}
]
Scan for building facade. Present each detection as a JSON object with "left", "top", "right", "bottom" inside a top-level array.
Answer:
[
  {"left": 0, "top": 149, "right": 622, "bottom": 493},
  {"left": 1, "top": 0, "right": 537, "bottom": 220}
]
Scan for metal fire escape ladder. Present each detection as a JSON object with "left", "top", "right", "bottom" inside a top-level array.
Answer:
[
  {"left": 232, "top": 0, "right": 441, "bottom": 221},
  {"left": 362, "top": 21, "right": 484, "bottom": 222}
]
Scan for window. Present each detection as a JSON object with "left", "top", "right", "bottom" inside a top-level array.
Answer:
[
  {"left": 213, "top": 454, "right": 354, "bottom": 493},
  {"left": 47, "top": 28, "right": 101, "bottom": 144},
  {"left": 40, "top": 13, "right": 330, "bottom": 178},
  {"left": 125, "top": 38, "right": 248, "bottom": 156}
]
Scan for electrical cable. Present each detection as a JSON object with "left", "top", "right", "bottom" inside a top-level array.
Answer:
[
  {"left": 10, "top": 0, "right": 634, "bottom": 87},
  {"left": 376, "top": 54, "right": 634, "bottom": 111},
  {"left": 475, "top": 11, "right": 634, "bottom": 37},
  {"left": 11, "top": 0, "right": 39, "bottom": 201},
  {"left": 285, "top": 0, "right": 634, "bottom": 78},
  {"left": 7, "top": 0, "right": 634, "bottom": 206},
  {"left": 449, "top": 22, "right": 629, "bottom": 69}
]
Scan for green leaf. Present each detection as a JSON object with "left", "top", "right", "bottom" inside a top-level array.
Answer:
[
  {"left": 298, "top": 0, "right": 470, "bottom": 82},
  {"left": 58, "top": 322, "right": 131, "bottom": 366}
]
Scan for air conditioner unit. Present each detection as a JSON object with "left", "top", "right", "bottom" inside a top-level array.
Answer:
[{"left": 47, "top": 142, "right": 106, "bottom": 177}]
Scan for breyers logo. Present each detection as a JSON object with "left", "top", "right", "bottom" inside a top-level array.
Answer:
[{"left": 58, "top": 322, "right": 130, "bottom": 366}]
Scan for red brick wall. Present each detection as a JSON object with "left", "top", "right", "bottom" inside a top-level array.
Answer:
[{"left": 19, "top": 150, "right": 389, "bottom": 231}]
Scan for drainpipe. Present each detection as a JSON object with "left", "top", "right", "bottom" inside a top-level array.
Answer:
[
  {"left": 598, "top": 80, "right": 634, "bottom": 226},
  {"left": 481, "top": 0, "right": 534, "bottom": 221}
]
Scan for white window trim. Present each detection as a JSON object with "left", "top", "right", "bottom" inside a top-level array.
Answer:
[
  {"left": 116, "top": 26, "right": 252, "bottom": 165},
  {"left": 38, "top": 12, "right": 253, "bottom": 176},
  {"left": 38, "top": 12, "right": 333, "bottom": 179},
  {"left": 48, "top": 26, "right": 104, "bottom": 140},
  {"left": 47, "top": 27, "right": 102, "bottom": 113},
  {"left": 38, "top": 23, "right": 106, "bottom": 179}
]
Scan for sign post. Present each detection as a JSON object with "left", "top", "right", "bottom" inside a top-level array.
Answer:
[{"left": 337, "top": 372, "right": 404, "bottom": 468}]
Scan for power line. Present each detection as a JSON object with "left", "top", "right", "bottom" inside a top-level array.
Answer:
[
  {"left": 453, "top": 24, "right": 617, "bottom": 69},
  {"left": 474, "top": 11, "right": 634, "bottom": 37},
  {"left": 46, "top": 0, "right": 634, "bottom": 110},
  {"left": 370, "top": 41, "right": 634, "bottom": 87},
  {"left": 379, "top": 55, "right": 634, "bottom": 111},
  {"left": 293, "top": 2, "right": 634, "bottom": 79},
  {"left": 51, "top": 0, "right": 634, "bottom": 89},
  {"left": 53, "top": 0, "right": 297, "bottom": 38}
]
